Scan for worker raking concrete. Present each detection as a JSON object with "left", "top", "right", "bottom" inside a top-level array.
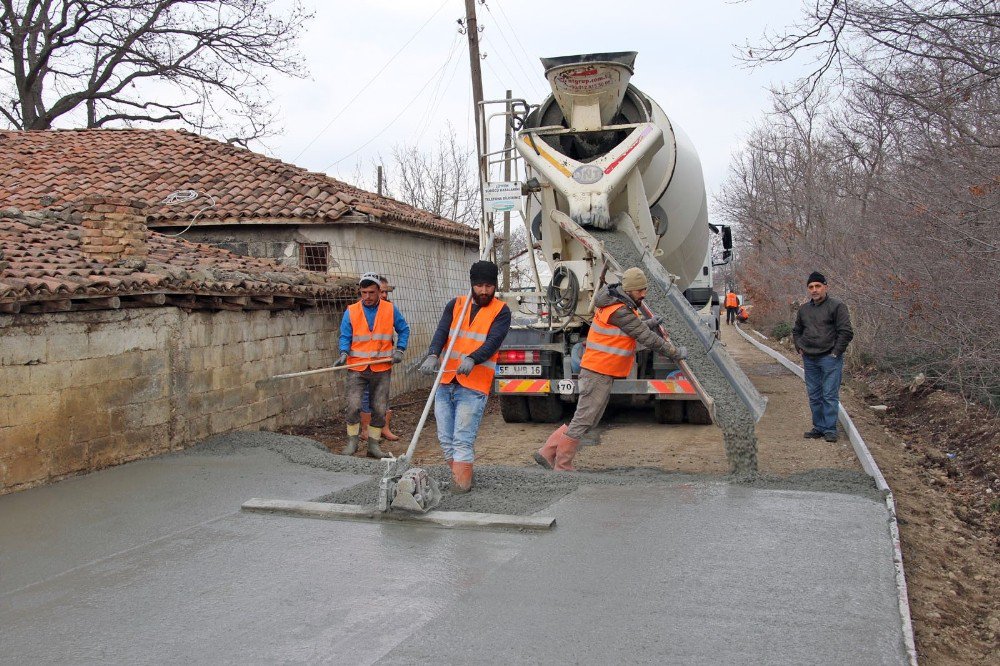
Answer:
[
  {"left": 334, "top": 272, "right": 410, "bottom": 458},
  {"left": 419, "top": 260, "right": 511, "bottom": 492},
  {"left": 534, "top": 267, "right": 686, "bottom": 471}
]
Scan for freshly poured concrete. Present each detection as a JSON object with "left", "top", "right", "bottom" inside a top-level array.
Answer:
[{"left": 0, "top": 437, "right": 907, "bottom": 664}]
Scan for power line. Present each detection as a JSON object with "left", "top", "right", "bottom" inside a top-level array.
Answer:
[
  {"left": 291, "top": 0, "right": 451, "bottom": 163},
  {"left": 413, "top": 32, "right": 464, "bottom": 142},
  {"left": 323, "top": 49, "right": 462, "bottom": 171},
  {"left": 481, "top": 1, "right": 546, "bottom": 99}
]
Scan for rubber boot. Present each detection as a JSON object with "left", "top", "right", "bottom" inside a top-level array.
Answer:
[
  {"left": 381, "top": 409, "right": 400, "bottom": 441},
  {"left": 342, "top": 434, "right": 359, "bottom": 456},
  {"left": 366, "top": 426, "right": 389, "bottom": 458},
  {"left": 451, "top": 462, "right": 473, "bottom": 493},
  {"left": 359, "top": 412, "right": 371, "bottom": 442},
  {"left": 554, "top": 431, "right": 581, "bottom": 472},
  {"left": 534, "top": 424, "right": 567, "bottom": 470}
]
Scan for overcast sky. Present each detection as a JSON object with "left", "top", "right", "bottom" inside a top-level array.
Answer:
[{"left": 260, "top": 0, "right": 809, "bottom": 205}]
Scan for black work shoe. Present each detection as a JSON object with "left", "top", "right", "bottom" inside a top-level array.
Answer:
[
  {"left": 533, "top": 451, "right": 553, "bottom": 470},
  {"left": 803, "top": 430, "right": 824, "bottom": 439},
  {"left": 823, "top": 431, "right": 839, "bottom": 443}
]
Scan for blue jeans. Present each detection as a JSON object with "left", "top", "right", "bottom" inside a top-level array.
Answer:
[
  {"left": 434, "top": 382, "right": 488, "bottom": 463},
  {"left": 803, "top": 353, "right": 844, "bottom": 435}
]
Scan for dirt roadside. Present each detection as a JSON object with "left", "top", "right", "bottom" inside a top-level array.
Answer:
[{"left": 281, "top": 324, "right": 998, "bottom": 664}]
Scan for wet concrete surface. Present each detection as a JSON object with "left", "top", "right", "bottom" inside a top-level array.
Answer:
[{"left": 0, "top": 436, "right": 907, "bottom": 664}]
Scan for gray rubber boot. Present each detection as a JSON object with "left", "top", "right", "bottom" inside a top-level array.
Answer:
[
  {"left": 342, "top": 434, "right": 359, "bottom": 456},
  {"left": 367, "top": 436, "right": 389, "bottom": 459}
]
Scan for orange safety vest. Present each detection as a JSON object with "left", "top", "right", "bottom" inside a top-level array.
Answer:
[
  {"left": 581, "top": 302, "right": 639, "bottom": 378},
  {"left": 347, "top": 299, "right": 395, "bottom": 372},
  {"left": 440, "top": 295, "right": 504, "bottom": 394},
  {"left": 725, "top": 292, "right": 739, "bottom": 308}
]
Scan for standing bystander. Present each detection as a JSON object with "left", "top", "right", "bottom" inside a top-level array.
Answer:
[
  {"left": 793, "top": 271, "right": 854, "bottom": 443},
  {"left": 724, "top": 287, "right": 740, "bottom": 325},
  {"left": 334, "top": 272, "right": 410, "bottom": 457}
]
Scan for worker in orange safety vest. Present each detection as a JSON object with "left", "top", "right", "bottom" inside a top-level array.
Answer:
[
  {"left": 418, "top": 261, "right": 511, "bottom": 492},
  {"left": 534, "top": 267, "right": 686, "bottom": 472},
  {"left": 725, "top": 288, "right": 740, "bottom": 325}
]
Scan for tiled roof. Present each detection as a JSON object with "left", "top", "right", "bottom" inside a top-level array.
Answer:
[
  {"left": 0, "top": 208, "right": 356, "bottom": 312},
  {"left": 0, "top": 129, "right": 476, "bottom": 242}
]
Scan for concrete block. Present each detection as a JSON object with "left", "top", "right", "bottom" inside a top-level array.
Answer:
[
  {"left": 0, "top": 364, "right": 31, "bottom": 396},
  {"left": 87, "top": 328, "right": 126, "bottom": 357},
  {"left": 1, "top": 334, "right": 46, "bottom": 365},
  {"left": 87, "top": 433, "right": 126, "bottom": 469},
  {"left": 198, "top": 390, "right": 225, "bottom": 414},
  {"left": 0, "top": 424, "right": 40, "bottom": 454},
  {"left": 243, "top": 340, "right": 264, "bottom": 363},
  {"left": 208, "top": 410, "right": 235, "bottom": 435},
  {"left": 1, "top": 447, "right": 48, "bottom": 489},
  {"left": 202, "top": 346, "right": 224, "bottom": 370},
  {"left": 189, "top": 370, "right": 214, "bottom": 394},
  {"left": 222, "top": 343, "right": 244, "bottom": 367},
  {"left": 221, "top": 387, "right": 244, "bottom": 410},
  {"left": 49, "top": 441, "right": 89, "bottom": 478},
  {"left": 6, "top": 394, "right": 56, "bottom": 427},
  {"left": 46, "top": 332, "right": 91, "bottom": 363},
  {"left": 71, "top": 408, "right": 111, "bottom": 442}
]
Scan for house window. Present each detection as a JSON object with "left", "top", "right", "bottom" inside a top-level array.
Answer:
[{"left": 299, "top": 243, "right": 329, "bottom": 272}]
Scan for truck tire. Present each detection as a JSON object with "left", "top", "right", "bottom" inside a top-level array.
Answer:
[
  {"left": 654, "top": 400, "right": 684, "bottom": 424},
  {"left": 500, "top": 396, "right": 530, "bottom": 423},
  {"left": 685, "top": 401, "right": 713, "bottom": 425},
  {"left": 528, "top": 396, "right": 564, "bottom": 423}
]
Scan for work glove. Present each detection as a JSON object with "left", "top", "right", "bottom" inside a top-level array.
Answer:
[
  {"left": 456, "top": 356, "right": 476, "bottom": 376},
  {"left": 333, "top": 352, "right": 348, "bottom": 367},
  {"left": 670, "top": 345, "right": 687, "bottom": 362},
  {"left": 644, "top": 315, "right": 664, "bottom": 332},
  {"left": 392, "top": 349, "right": 405, "bottom": 364},
  {"left": 418, "top": 354, "right": 439, "bottom": 375}
]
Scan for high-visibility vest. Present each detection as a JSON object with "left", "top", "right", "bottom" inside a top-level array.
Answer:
[
  {"left": 347, "top": 300, "right": 395, "bottom": 372},
  {"left": 581, "top": 302, "right": 638, "bottom": 378},
  {"left": 440, "top": 295, "right": 504, "bottom": 394},
  {"left": 725, "top": 292, "right": 739, "bottom": 308}
]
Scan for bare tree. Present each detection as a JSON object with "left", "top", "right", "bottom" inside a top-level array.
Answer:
[
  {"left": 0, "top": 0, "right": 310, "bottom": 141},
  {"left": 352, "top": 126, "right": 482, "bottom": 228}
]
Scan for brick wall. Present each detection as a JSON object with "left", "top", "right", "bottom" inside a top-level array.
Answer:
[{"left": 0, "top": 307, "right": 345, "bottom": 494}]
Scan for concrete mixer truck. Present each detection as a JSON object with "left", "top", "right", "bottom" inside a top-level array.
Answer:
[{"left": 481, "top": 51, "right": 759, "bottom": 426}]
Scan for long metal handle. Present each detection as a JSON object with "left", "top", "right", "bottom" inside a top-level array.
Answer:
[
  {"left": 260, "top": 358, "right": 394, "bottom": 384},
  {"left": 399, "top": 233, "right": 497, "bottom": 463}
]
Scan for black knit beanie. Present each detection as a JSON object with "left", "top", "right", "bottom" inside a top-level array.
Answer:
[
  {"left": 470, "top": 260, "right": 499, "bottom": 287},
  {"left": 807, "top": 271, "right": 827, "bottom": 285}
]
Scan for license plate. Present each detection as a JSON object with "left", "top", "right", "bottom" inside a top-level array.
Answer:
[{"left": 497, "top": 364, "right": 542, "bottom": 377}]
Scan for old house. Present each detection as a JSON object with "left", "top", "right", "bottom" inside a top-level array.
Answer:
[{"left": 0, "top": 130, "right": 480, "bottom": 493}]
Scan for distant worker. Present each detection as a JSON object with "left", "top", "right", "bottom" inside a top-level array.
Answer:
[
  {"left": 535, "top": 268, "right": 686, "bottom": 471},
  {"left": 334, "top": 272, "right": 410, "bottom": 458},
  {"left": 358, "top": 275, "right": 401, "bottom": 444},
  {"left": 793, "top": 271, "right": 854, "bottom": 443},
  {"left": 737, "top": 304, "right": 749, "bottom": 322},
  {"left": 418, "top": 261, "right": 511, "bottom": 493},
  {"left": 724, "top": 288, "right": 740, "bottom": 325}
]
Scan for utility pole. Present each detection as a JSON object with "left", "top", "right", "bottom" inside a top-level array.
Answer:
[
  {"left": 502, "top": 89, "right": 512, "bottom": 290},
  {"left": 376, "top": 165, "right": 383, "bottom": 196},
  {"left": 463, "top": 0, "right": 488, "bottom": 249}
]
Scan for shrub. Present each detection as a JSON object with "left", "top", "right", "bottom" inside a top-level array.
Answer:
[{"left": 770, "top": 321, "right": 793, "bottom": 339}]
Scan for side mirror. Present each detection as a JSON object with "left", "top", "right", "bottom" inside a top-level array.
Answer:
[{"left": 722, "top": 227, "right": 733, "bottom": 250}]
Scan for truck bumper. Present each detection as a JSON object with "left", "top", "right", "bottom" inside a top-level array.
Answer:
[{"left": 494, "top": 370, "right": 698, "bottom": 398}]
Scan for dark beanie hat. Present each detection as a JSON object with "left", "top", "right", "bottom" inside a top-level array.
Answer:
[
  {"left": 470, "top": 260, "right": 499, "bottom": 286},
  {"left": 807, "top": 271, "right": 827, "bottom": 285}
]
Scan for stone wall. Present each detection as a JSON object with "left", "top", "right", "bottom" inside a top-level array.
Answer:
[{"left": 0, "top": 306, "right": 345, "bottom": 494}]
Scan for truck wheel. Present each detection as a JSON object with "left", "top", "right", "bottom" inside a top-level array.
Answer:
[
  {"left": 685, "top": 401, "right": 713, "bottom": 425},
  {"left": 500, "top": 396, "right": 530, "bottom": 423},
  {"left": 528, "top": 396, "right": 564, "bottom": 423},
  {"left": 654, "top": 400, "right": 684, "bottom": 424}
]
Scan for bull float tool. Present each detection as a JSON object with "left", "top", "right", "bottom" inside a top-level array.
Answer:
[{"left": 375, "top": 233, "right": 497, "bottom": 514}]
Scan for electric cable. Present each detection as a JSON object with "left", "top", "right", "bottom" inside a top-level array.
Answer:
[
  {"left": 546, "top": 265, "right": 579, "bottom": 318},
  {"left": 291, "top": 0, "right": 450, "bottom": 163},
  {"left": 481, "top": 2, "right": 546, "bottom": 100}
]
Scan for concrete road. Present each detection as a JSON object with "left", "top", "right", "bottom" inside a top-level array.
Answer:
[{"left": 0, "top": 438, "right": 908, "bottom": 664}]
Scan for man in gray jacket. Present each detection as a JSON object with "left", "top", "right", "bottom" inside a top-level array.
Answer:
[
  {"left": 793, "top": 271, "right": 854, "bottom": 442},
  {"left": 534, "top": 267, "right": 685, "bottom": 471}
]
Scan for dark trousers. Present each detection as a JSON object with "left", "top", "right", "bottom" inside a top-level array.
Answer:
[
  {"left": 345, "top": 368, "right": 392, "bottom": 428},
  {"left": 726, "top": 306, "right": 738, "bottom": 324}
]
